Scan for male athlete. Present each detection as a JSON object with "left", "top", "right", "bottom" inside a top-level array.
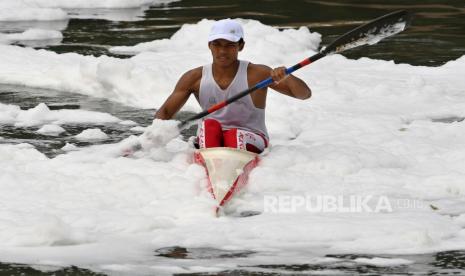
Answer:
[{"left": 155, "top": 19, "right": 311, "bottom": 153}]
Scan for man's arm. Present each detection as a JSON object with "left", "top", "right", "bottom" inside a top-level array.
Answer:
[
  {"left": 250, "top": 64, "right": 311, "bottom": 100},
  {"left": 269, "top": 66, "right": 311, "bottom": 100},
  {"left": 155, "top": 68, "right": 201, "bottom": 119}
]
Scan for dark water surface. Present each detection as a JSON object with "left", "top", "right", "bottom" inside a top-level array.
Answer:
[{"left": 1, "top": 0, "right": 464, "bottom": 275}]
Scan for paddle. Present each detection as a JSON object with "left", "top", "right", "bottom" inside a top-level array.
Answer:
[{"left": 179, "top": 10, "right": 412, "bottom": 129}]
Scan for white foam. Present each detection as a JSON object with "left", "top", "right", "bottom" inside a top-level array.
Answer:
[
  {"left": 61, "top": 143, "right": 78, "bottom": 151},
  {"left": 36, "top": 124, "right": 66, "bottom": 136},
  {"left": 28, "top": 0, "right": 177, "bottom": 9},
  {"left": 0, "top": 28, "right": 62, "bottom": 47},
  {"left": 119, "top": 120, "right": 138, "bottom": 126},
  {"left": 0, "top": 102, "right": 122, "bottom": 127},
  {"left": 0, "top": 0, "right": 178, "bottom": 22},
  {"left": 74, "top": 128, "right": 109, "bottom": 141},
  {"left": 354, "top": 257, "right": 414, "bottom": 266},
  {"left": 130, "top": 126, "right": 146, "bottom": 133},
  {"left": 0, "top": 18, "right": 465, "bottom": 274},
  {"left": 0, "top": 1, "right": 68, "bottom": 21},
  {"left": 0, "top": 19, "right": 321, "bottom": 111},
  {"left": 139, "top": 119, "right": 180, "bottom": 149}
]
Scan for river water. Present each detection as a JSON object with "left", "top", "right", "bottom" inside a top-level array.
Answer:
[{"left": 0, "top": 0, "right": 464, "bottom": 275}]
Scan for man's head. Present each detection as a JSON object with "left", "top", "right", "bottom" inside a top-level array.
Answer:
[{"left": 208, "top": 19, "right": 245, "bottom": 67}]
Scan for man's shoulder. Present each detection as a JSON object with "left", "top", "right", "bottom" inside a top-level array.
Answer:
[
  {"left": 178, "top": 66, "right": 203, "bottom": 85},
  {"left": 183, "top": 66, "right": 203, "bottom": 79},
  {"left": 247, "top": 62, "right": 271, "bottom": 73},
  {"left": 247, "top": 62, "right": 271, "bottom": 78}
]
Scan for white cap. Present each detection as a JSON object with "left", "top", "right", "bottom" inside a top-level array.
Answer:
[{"left": 208, "top": 19, "right": 244, "bottom": 42}]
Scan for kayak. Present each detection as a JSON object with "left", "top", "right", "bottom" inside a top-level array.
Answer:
[{"left": 194, "top": 147, "right": 259, "bottom": 214}]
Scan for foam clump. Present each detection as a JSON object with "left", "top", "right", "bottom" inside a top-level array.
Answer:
[{"left": 75, "top": 128, "right": 108, "bottom": 141}]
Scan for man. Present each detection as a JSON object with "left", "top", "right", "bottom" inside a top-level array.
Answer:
[{"left": 155, "top": 19, "right": 311, "bottom": 153}]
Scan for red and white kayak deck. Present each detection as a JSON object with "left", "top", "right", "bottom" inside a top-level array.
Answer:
[{"left": 194, "top": 147, "right": 259, "bottom": 214}]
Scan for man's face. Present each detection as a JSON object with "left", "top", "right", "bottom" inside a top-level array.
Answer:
[{"left": 208, "top": 39, "right": 243, "bottom": 67}]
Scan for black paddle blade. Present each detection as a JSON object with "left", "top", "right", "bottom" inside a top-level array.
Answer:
[{"left": 322, "top": 10, "right": 413, "bottom": 55}]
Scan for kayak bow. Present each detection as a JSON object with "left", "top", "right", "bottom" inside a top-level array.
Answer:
[{"left": 194, "top": 147, "right": 259, "bottom": 214}]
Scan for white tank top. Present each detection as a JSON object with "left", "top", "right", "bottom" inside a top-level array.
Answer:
[{"left": 198, "top": 60, "right": 269, "bottom": 139}]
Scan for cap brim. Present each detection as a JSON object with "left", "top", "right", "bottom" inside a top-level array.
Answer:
[{"left": 208, "top": 33, "right": 241, "bottom": 42}]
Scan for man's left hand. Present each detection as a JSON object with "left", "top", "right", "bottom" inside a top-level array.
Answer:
[{"left": 270, "top": 67, "right": 289, "bottom": 84}]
